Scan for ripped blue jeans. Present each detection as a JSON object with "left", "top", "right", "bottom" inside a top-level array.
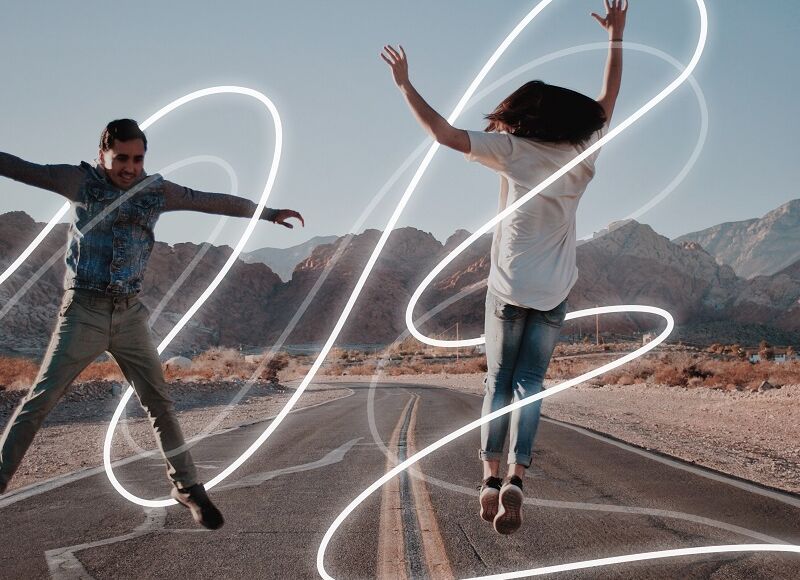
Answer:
[{"left": 479, "top": 290, "right": 567, "bottom": 468}]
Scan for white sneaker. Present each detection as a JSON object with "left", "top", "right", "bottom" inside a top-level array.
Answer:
[
  {"left": 479, "top": 477, "right": 502, "bottom": 523},
  {"left": 494, "top": 475, "right": 524, "bottom": 534}
]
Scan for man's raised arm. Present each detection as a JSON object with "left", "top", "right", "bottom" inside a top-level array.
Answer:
[
  {"left": 0, "top": 152, "right": 84, "bottom": 201},
  {"left": 162, "top": 181, "right": 304, "bottom": 229}
]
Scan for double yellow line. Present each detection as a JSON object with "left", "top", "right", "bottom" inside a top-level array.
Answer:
[{"left": 378, "top": 394, "right": 454, "bottom": 579}]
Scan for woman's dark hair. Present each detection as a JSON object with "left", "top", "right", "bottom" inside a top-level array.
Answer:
[
  {"left": 99, "top": 119, "right": 148, "bottom": 151},
  {"left": 484, "top": 80, "right": 606, "bottom": 145}
]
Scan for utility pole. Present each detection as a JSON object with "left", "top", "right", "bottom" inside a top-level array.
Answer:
[
  {"left": 456, "top": 322, "right": 460, "bottom": 362},
  {"left": 595, "top": 304, "right": 600, "bottom": 346}
]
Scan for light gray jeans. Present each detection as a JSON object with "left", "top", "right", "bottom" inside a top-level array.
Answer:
[
  {"left": 0, "top": 288, "right": 197, "bottom": 490},
  {"left": 480, "top": 290, "right": 567, "bottom": 468}
]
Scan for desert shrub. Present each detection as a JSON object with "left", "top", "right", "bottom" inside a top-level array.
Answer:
[
  {"left": 385, "top": 336, "right": 425, "bottom": 357},
  {"left": 188, "top": 347, "right": 247, "bottom": 380},
  {"left": 616, "top": 374, "right": 635, "bottom": 385},
  {"left": 76, "top": 360, "right": 125, "bottom": 383},
  {"left": 260, "top": 352, "right": 289, "bottom": 383},
  {"left": 328, "top": 347, "right": 349, "bottom": 361},
  {"left": 759, "top": 340, "right": 775, "bottom": 361}
]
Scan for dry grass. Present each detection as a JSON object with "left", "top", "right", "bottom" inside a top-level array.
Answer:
[
  {"left": 164, "top": 348, "right": 288, "bottom": 382},
  {"left": 1, "top": 345, "right": 797, "bottom": 392},
  {"left": 0, "top": 348, "right": 291, "bottom": 391},
  {"left": 548, "top": 351, "right": 800, "bottom": 390},
  {"left": 322, "top": 355, "right": 488, "bottom": 377}
]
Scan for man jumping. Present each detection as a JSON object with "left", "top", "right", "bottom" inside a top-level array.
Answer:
[{"left": 0, "top": 119, "right": 303, "bottom": 529}]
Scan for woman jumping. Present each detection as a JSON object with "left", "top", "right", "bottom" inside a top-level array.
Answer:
[{"left": 382, "top": 0, "right": 627, "bottom": 534}]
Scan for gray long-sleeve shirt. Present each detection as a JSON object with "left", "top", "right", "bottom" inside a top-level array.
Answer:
[{"left": 0, "top": 152, "right": 279, "bottom": 221}]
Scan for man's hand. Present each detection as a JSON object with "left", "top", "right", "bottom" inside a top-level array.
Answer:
[
  {"left": 271, "top": 209, "right": 304, "bottom": 229},
  {"left": 381, "top": 45, "right": 410, "bottom": 89},
  {"left": 591, "top": 0, "right": 628, "bottom": 39}
]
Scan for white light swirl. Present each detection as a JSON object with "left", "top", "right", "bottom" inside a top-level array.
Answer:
[
  {"left": 317, "top": 307, "right": 676, "bottom": 579},
  {"left": 103, "top": 86, "right": 282, "bottom": 508},
  {"left": 0, "top": 39, "right": 706, "bottom": 509},
  {"left": 462, "top": 544, "right": 800, "bottom": 579},
  {"left": 0, "top": 202, "right": 71, "bottom": 286},
  {"left": 314, "top": 2, "right": 797, "bottom": 579},
  {"left": 404, "top": 0, "right": 709, "bottom": 349}
]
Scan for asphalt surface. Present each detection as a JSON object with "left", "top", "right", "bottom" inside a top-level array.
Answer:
[{"left": 2, "top": 383, "right": 800, "bottom": 579}]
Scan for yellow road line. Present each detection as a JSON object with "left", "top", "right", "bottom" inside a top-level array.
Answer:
[
  {"left": 377, "top": 395, "right": 413, "bottom": 580},
  {"left": 408, "top": 394, "right": 455, "bottom": 580}
]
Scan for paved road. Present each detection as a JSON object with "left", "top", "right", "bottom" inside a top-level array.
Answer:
[{"left": 2, "top": 383, "right": 800, "bottom": 579}]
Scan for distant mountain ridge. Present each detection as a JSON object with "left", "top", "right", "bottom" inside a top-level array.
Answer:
[
  {"left": 242, "top": 235, "right": 338, "bottom": 281},
  {"left": 1, "top": 201, "right": 798, "bottom": 356},
  {"left": 673, "top": 199, "right": 800, "bottom": 279}
]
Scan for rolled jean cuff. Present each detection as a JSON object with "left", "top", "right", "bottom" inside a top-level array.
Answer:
[
  {"left": 479, "top": 450, "right": 504, "bottom": 462},
  {"left": 508, "top": 452, "right": 532, "bottom": 468},
  {"left": 172, "top": 477, "right": 198, "bottom": 490}
]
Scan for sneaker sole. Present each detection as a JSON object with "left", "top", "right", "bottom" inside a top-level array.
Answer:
[
  {"left": 479, "top": 487, "right": 499, "bottom": 523},
  {"left": 494, "top": 485, "right": 523, "bottom": 535}
]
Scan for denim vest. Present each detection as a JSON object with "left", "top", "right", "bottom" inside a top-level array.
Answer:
[{"left": 63, "top": 162, "right": 165, "bottom": 295}]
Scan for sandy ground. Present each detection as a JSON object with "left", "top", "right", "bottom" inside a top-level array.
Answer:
[
  {"left": 0, "top": 380, "right": 351, "bottom": 492},
  {"left": 311, "top": 373, "right": 800, "bottom": 496}
]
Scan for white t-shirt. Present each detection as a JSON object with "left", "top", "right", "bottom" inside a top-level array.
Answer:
[{"left": 465, "top": 123, "right": 607, "bottom": 310}]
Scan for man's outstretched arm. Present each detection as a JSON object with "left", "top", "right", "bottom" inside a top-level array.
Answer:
[
  {"left": 0, "top": 152, "right": 84, "bottom": 201},
  {"left": 162, "top": 181, "right": 304, "bottom": 228}
]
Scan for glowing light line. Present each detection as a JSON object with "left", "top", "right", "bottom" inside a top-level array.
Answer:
[
  {"left": 0, "top": 202, "right": 70, "bottom": 286},
  {"left": 462, "top": 545, "right": 800, "bottom": 579},
  {"left": 317, "top": 307, "right": 675, "bottom": 579},
  {"left": 364, "top": 299, "right": 792, "bottom": 548},
  {"left": 110, "top": 39, "right": 708, "bottom": 479},
  {"left": 0, "top": 42, "right": 705, "bottom": 476},
  {"left": 405, "top": 0, "right": 709, "bottom": 348},
  {"left": 310, "top": 2, "right": 789, "bottom": 579},
  {"left": 460, "top": 41, "right": 709, "bottom": 235},
  {"left": 103, "top": 86, "right": 282, "bottom": 508}
]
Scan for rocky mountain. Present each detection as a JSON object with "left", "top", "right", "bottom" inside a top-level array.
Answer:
[
  {"left": 1, "top": 206, "right": 798, "bottom": 356},
  {"left": 673, "top": 199, "right": 800, "bottom": 279},
  {"left": 241, "top": 235, "right": 338, "bottom": 281},
  {"left": 0, "top": 211, "right": 283, "bottom": 355},
  {"left": 401, "top": 219, "right": 797, "bottom": 345}
]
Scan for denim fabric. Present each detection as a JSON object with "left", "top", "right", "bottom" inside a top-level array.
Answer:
[
  {"left": 64, "top": 163, "right": 165, "bottom": 296},
  {"left": 480, "top": 290, "right": 567, "bottom": 467}
]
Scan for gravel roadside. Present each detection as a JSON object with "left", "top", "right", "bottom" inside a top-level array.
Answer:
[{"left": 0, "top": 380, "right": 351, "bottom": 492}]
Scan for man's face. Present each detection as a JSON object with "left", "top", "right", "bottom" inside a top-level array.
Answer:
[{"left": 98, "top": 138, "right": 146, "bottom": 190}]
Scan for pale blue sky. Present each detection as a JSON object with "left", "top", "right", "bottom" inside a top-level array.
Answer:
[{"left": 1, "top": 0, "right": 797, "bottom": 251}]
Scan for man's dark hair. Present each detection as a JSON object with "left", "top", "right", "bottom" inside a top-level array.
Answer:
[
  {"left": 99, "top": 119, "right": 148, "bottom": 152},
  {"left": 484, "top": 80, "right": 607, "bottom": 145}
]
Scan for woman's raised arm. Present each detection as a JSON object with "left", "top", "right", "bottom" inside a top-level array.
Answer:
[
  {"left": 381, "top": 44, "right": 470, "bottom": 154},
  {"left": 591, "top": 0, "right": 628, "bottom": 123}
]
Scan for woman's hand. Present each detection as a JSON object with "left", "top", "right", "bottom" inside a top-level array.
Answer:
[
  {"left": 381, "top": 45, "right": 410, "bottom": 89},
  {"left": 591, "top": 0, "right": 628, "bottom": 39},
  {"left": 380, "top": 44, "right": 470, "bottom": 154}
]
